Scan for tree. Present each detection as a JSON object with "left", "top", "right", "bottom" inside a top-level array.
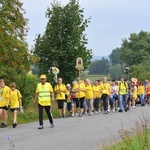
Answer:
[
  {"left": 109, "top": 47, "right": 122, "bottom": 66},
  {"left": 0, "top": 0, "right": 30, "bottom": 83},
  {"left": 120, "top": 30, "right": 150, "bottom": 66},
  {"left": 109, "top": 64, "right": 124, "bottom": 80},
  {"left": 32, "top": 0, "right": 92, "bottom": 84},
  {"left": 88, "top": 57, "right": 110, "bottom": 75}
]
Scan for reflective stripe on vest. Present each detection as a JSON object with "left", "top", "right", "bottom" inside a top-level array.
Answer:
[{"left": 38, "top": 83, "right": 50, "bottom": 102}]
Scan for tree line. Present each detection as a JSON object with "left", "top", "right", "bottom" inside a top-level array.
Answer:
[{"left": 89, "top": 31, "right": 150, "bottom": 81}]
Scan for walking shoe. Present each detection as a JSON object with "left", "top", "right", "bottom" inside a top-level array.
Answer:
[
  {"left": 12, "top": 123, "right": 17, "bottom": 128},
  {"left": 50, "top": 123, "right": 54, "bottom": 128},
  {"left": 1, "top": 123, "right": 7, "bottom": 128},
  {"left": 124, "top": 109, "right": 128, "bottom": 112},
  {"left": 104, "top": 111, "right": 108, "bottom": 114},
  {"left": 112, "top": 109, "right": 115, "bottom": 112},
  {"left": 38, "top": 125, "right": 43, "bottom": 129},
  {"left": 71, "top": 112, "right": 74, "bottom": 117},
  {"left": 79, "top": 114, "right": 82, "bottom": 117},
  {"left": 118, "top": 109, "right": 123, "bottom": 112}
]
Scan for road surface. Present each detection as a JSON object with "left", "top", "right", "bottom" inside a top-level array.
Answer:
[{"left": 0, "top": 105, "right": 150, "bottom": 150}]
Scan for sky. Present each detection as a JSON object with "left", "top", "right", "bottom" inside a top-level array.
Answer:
[{"left": 21, "top": 0, "right": 150, "bottom": 56}]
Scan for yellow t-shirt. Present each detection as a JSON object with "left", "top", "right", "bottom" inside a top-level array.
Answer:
[
  {"left": 0, "top": 86, "right": 10, "bottom": 107},
  {"left": 73, "top": 83, "right": 85, "bottom": 98},
  {"left": 54, "top": 84, "right": 66, "bottom": 100},
  {"left": 85, "top": 84, "right": 93, "bottom": 100},
  {"left": 93, "top": 85, "right": 101, "bottom": 98},
  {"left": 133, "top": 86, "right": 137, "bottom": 99},
  {"left": 138, "top": 85, "right": 145, "bottom": 95},
  {"left": 66, "top": 89, "right": 71, "bottom": 103},
  {"left": 36, "top": 82, "right": 53, "bottom": 106},
  {"left": 99, "top": 83, "right": 110, "bottom": 95},
  {"left": 8, "top": 89, "right": 22, "bottom": 108}
]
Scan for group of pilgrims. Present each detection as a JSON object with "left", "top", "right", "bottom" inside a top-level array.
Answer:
[
  {"left": 0, "top": 75, "right": 150, "bottom": 129},
  {"left": 54, "top": 76, "right": 150, "bottom": 118}
]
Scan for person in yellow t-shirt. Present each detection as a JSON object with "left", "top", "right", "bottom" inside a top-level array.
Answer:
[
  {"left": 85, "top": 79, "right": 94, "bottom": 116},
  {"left": 132, "top": 82, "right": 137, "bottom": 108},
  {"left": 66, "top": 84, "right": 72, "bottom": 116},
  {"left": 54, "top": 78, "right": 67, "bottom": 118},
  {"left": 33, "top": 74, "right": 54, "bottom": 129},
  {"left": 7, "top": 82, "right": 22, "bottom": 128},
  {"left": 99, "top": 77, "right": 110, "bottom": 114},
  {"left": 0, "top": 78, "right": 10, "bottom": 128},
  {"left": 138, "top": 81, "right": 145, "bottom": 106},
  {"left": 93, "top": 80, "right": 101, "bottom": 113},
  {"left": 72, "top": 78, "right": 86, "bottom": 117}
]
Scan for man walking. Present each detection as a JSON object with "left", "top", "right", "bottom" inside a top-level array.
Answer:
[
  {"left": 118, "top": 76, "right": 128, "bottom": 112},
  {"left": 34, "top": 75, "right": 54, "bottom": 129}
]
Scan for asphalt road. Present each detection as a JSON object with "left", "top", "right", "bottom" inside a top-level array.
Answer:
[{"left": 0, "top": 105, "right": 150, "bottom": 150}]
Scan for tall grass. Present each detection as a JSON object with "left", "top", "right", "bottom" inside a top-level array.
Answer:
[{"left": 100, "top": 111, "right": 150, "bottom": 150}]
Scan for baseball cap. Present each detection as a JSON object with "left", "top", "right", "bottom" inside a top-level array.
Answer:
[{"left": 40, "top": 74, "right": 46, "bottom": 79}]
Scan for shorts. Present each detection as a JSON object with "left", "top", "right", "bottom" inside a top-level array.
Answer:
[
  {"left": 57, "top": 100, "right": 65, "bottom": 109},
  {"left": 0, "top": 106, "right": 8, "bottom": 110},
  {"left": 10, "top": 108, "right": 19, "bottom": 112}
]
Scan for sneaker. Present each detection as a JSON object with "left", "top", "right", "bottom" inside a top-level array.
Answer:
[
  {"left": 38, "top": 125, "right": 43, "bottom": 129},
  {"left": 76, "top": 113, "right": 79, "bottom": 117},
  {"left": 124, "top": 108, "right": 128, "bottom": 112},
  {"left": 118, "top": 109, "right": 123, "bottom": 112},
  {"left": 112, "top": 109, "right": 115, "bottom": 112},
  {"left": 88, "top": 112, "right": 93, "bottom": 116},
  {"left": 50, "top": 124, "right": 54, "bottom": 128},
  {"left": 84, "top": 111, "right": 88, "bottom": 115},
  {"left": 132, "top": 106, "right": 136, "bottom": 109},
  {"left": 72, "top": 112, "right": 74, "bottom": 117},
  {"left": 79, "top": 114, "right": 82, "bottom": 117},
  {"left": 104, "top": 111, "right": 108, "bottom": 114},
  {"left": 1, "top": 123, "right": 7, "bottom": 128},
  {"left": 95, "top": 111, "right": 98, "bottom": 114},
  {"left": 12, "top": 123, "right": 17, "bottom": 128},
  {"left": 107, "top": 110, "right": 110, "bottom": 113}
]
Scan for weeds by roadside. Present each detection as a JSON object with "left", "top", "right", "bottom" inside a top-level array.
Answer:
[{"left": 100, "top": 110, "right": 150, "bottom": 150}]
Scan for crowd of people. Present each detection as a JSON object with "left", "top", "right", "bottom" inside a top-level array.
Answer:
[
  {"left": 55, "top": 76, "right": 150, "bottom": 118},
  {"left": 0, "top": 75, "right": 150, "bottom": 129}
]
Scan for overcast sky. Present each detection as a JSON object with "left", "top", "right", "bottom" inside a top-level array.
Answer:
[{"left": 21, "top": 0, "right": 150, "bottom": 56}]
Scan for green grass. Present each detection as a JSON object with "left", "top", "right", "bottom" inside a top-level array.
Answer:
[
  {"left": 86, "top": 74, "right": 112, "bottom": 82},
  {"left": 100, "top": 113, "right": 150, "bottom": 150}
]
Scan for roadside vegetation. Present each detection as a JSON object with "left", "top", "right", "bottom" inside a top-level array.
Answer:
[{"left": 100, "top": 112, "right": 150, "bottom": 150}]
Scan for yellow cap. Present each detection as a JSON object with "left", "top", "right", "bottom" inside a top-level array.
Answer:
[{"left": 40, "top": 74, "right": 46, "bottom": 79}]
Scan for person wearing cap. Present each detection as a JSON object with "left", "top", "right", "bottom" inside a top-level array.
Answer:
[{"left": 33, "top": 74, "right": 54, "bottom": 129}]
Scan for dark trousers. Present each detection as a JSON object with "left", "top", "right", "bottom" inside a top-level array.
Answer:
[
  {"left": 38, "top": 104, "right": 53, "bottom": 126},
  {"left": 94, "top": 98, "right": 100, "bottom": 111},
  {"left": 101, "top": 94, "right": 109, "bottom": 111}
]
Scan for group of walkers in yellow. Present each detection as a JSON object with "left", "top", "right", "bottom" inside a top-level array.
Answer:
[
  {"left": 0, "top": 74, "right": 150, "bottom": 129},
  {"left": 0, "top": 79, "right": 22, "bottom": 128}
]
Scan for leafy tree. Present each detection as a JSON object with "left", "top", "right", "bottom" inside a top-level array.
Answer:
[
  {"left": 120, "top": 30, "right": 150, "bottom": 66},
  {"left": 32, "top": 0, "right": 92, "bottom": 84},
  {"left": 109, "top": 47, "right": 122, "bottom": 66},
  {"left": 0, "top": 0, "right": 30, "bottom": 83},
  {"left": 129, "top": 60, "right": 150, "bottom": 81},
  {"left": 109, "top": 64, "right": 124, "bottom": 80},
  {"left": 88, "top": 57, "right": 110, "bottom": 75}
]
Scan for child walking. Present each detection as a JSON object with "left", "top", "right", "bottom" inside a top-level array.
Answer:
[{"left": 8, "top": 82, "right": 22, "bottom": 128}]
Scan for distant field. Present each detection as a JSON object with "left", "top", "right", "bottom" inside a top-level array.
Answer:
[{"left": 85, "top": 74, "right": 111, "bottom": 82}]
